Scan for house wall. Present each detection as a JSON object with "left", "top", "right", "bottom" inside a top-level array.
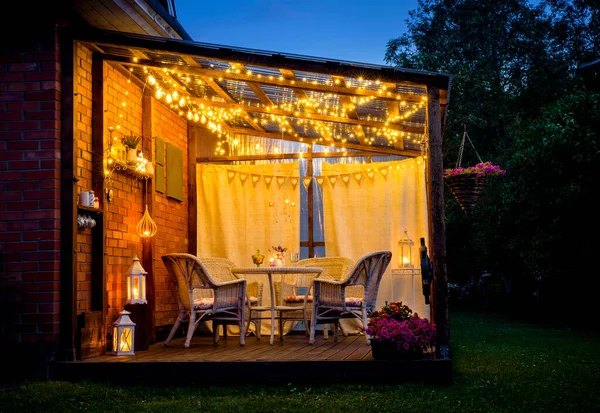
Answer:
[{"left": 0, "top": 23, "right": 62, "bottom": 348}]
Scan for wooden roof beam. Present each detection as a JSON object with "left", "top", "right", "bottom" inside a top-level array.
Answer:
[
  {"left": 115, "top": 59, "right": 431, "bottom": 104},
  {"left": 331, "top": 76, "right": 367, "bottom": 145},
  {"left": 201, "top": 76, "right": 266, "bottom": 132},
  {"left": 386, "top": 101, "right": 405, "bottom": 150}
]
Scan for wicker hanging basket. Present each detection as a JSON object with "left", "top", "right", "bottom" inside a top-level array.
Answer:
[{"left": 445, "top": 174, "right": 487, "bottom": 218}]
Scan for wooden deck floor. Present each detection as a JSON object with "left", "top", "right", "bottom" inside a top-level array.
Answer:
[{"left": 51, "top": 334, "right": 451, "bottom": 385}]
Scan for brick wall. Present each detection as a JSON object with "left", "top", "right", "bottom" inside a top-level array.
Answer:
[
  {"left": 151, "top": 98, "right": 188, "bottom": 328},
  {"left": 0, "top": 26, "right": 61, "bottom": 345},
  {"left": 104, "top": 63, "right": 144, "bottom": 329},
  {"left": 75, "top": 44, "right": 93, "bottom": 314}
]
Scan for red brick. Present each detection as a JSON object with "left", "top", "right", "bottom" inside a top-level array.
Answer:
[
  {"left": 38, "top": 261, "right": 60, "bottom": 271},
  {"left": 39, "top": 199, "right": 60, "bottom": 209},
  {"left": 37, "top": 323, "right": 60, "bottom": 333},
  {"left": 24, "top": 170, "right": 59, "bottom": 180},
  {"left": 23, "top": 272, "right": 59, "bottom": 282},
  {"left": 24, "top": 91, "right": 59, "bottom": 101},
  {"left": 24, "top": 71, "right": 58, "bottom": 81},
  {"left": 8, "top": 82, "right": 41, "bottom": 92},
  {"left": 16, "top": 324, "right": 38, "bottom": 333},
  {"left": 25, "top": 149, "right": 58, "bottom": 159},
  {"left": 0, "top": 111, "right": 23, "bottom": 121},
  {"left": 6, "top": 262, "right": 37, "bottom": 272},
  {"left": 0, "top": 151, "right": 23, "bottom": 160},
  {"left": 1, "top": 232, "right": 22, "bottom": 242},
  {"left": 40, "top": 120, "right": 60, "bottom": 130},
  {"left": 39, "top": 303, "right": 60, "bottom": 313},
  {"left": 0, "top": 54, "right": 24, "bottom": 63},
  {"left": 0, "top": 211, "right": 23, "bottom": 220},
  {"left": 7, "top": 141, "right": 38, "bottom": 150},
  {"left": 8, "top": 201, "right": 38, "bottom": 210},
  {"left": 7, "top": 221, "right": 40, "bottom": 231},
  {"left": 23, "top": 251, "right": 60, "bottom": 262},
  {"left": 23, "top": 210, "right": 59, "bottom": 220},
  {"left": 40, "top": 140, "right": 60, "bottom": 149},
  {"left": 0, "top": 92, "right": 24, "bottom": 102},
  {"left": 25, "top": 111, "right": 56, "bottom": 120},
  {"left": 0, "top": 131, "right": 23, "bottom": 140},
  {"left": 7, "top": 181, "right": 38, "bottom": 191},
  {"left": 25, "top": 52, "right": 57, "bottom": 62},
  {"left": 7, "top": 121, "right": 39, "bottom": 130},
  {"left": 21, "top": 291, "right": 60, "bottom": 303},
  {"left": 7, "top": 102, "right": 39, "bottom": 111},
  {"left": 0, "top": 191, "right": 22, "bottom": 201},
  {"left": 39, "top": 240, "right": 60, "bottom": 250},
  {"left": 0, "top": 171, "right": 22, "bottom": 180},
  {"left": 40, "top": 101, "right": 59, "bottom": 110},
  {"left": 39, "top": 179, "right": 58, "bottom": 189},
  {"left": 40, "top": 160, "right": 60, "bottom": 169},
  {"left": 25, "top": 130, "right": 57, "bottom": 139},
  {"left": 6, "top": 242, "right": 39, "bottom": 251},
  {"left": 8, "top": 63, "right": 38, "bottom": 72},
  {"left": 38, "top": 282, "right": 59, "bottom": 292},
  {"left": 41, "top": 81, "right": 59, "bottom": 91},
  {"left": 0, "top": 73, "right": 24, "bottom": 82},
  {"left": 3, "top": 283, "right": 39, "bottom": 293},
  {"left": 24, "top": 230, "right": 58, "bottom": 241},
  {"left": 8, "top": 160, "right": 39, "bottom": 169}
]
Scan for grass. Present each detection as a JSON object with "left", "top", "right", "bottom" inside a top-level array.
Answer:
[{"left": 1, "top": 309, "right": 599, "bottom": 412}]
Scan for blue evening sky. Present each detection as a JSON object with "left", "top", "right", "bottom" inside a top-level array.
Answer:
[{"left": 174, "top": 0, "right": 420, "bottom": 66}]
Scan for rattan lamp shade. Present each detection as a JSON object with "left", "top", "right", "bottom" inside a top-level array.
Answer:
[{"left": 137, "top": 204, "right": 157, "bottom": 238}]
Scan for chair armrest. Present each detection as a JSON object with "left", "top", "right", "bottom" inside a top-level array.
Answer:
[
  {"left": 313, "top": 279, "right": 344, "bottom": 307},
  {"left": 212, "top": 279, "right": 246, "bottom": 310}
]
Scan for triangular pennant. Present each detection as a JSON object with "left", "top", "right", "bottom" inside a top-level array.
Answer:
[
  {"left": 354, "top": 173, "right": 362, "bottom": 181},
  {"left": 228, "top": 171, "right": 236, "bottom": 181},
  {"left": 328, "top": 176, "right": 337, "bottom": 187},
  {"left": 239, "top": 173, "right": 248, "bottom": 183},
  {"left": 367, "top": 171, "right": 375, "bottom": 179},
  {"left": 316, "top": 177, "right": 324, "bottom": 186},
  {"left": 251, "top": 174, "right": 260, "bottom": 184},
  {"left": 380, "top": 168, "right": 388, "bottom": 177},
  {"left": 264, "top": 176, "right": 273, "bottom": 185},
  {"left": 290, "top": 177, "right": 298, "bottom": 188},
  {"left": 277, "top": 177, "right": 285, "bottom": 186},
  {"left": 341, "top": 174, "right": 350, "bottom": 183},
  {"left": 303, "top": 177, "right": 312, "bottom": 190}
]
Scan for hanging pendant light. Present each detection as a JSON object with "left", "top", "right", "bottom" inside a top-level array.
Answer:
[{"left": 137, "top": 178, "right": 157, "bottom": 238}]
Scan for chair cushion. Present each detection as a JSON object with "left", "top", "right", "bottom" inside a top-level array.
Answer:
[
  {"left": 248, "top": 296, "right": 259, "bottom": 305},
  {"left": 283, "top": 295, "right": 313, "bottom": 303},
  {"left": 345, "top": 297, "right": 363, "bottom": 307},
  {"left": 193, "top": 298, "right": 214, "bottom": 310}
]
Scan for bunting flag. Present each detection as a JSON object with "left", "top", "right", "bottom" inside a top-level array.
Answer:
[
  {"left": 328, "top": 176, "right": 337, "bottom": 188},
  {"left": 251, "top": 174, "right": 260, "bottom": 184},
  {"left": 354, "top": 173, "right": 362, "bottom": 181},
  {"left": 303, "top": 177, "right": 312, "bottom": 190},
  {"left": 239, "top": 173, "right": 248, "bottom": 183},
  {"left": 264, "top": 176, "right": 273, "bottom": 185},
  {"left": 367, "top": 171, "right": 375, "bottom": 179},
  {"left": 316, "top": 177, "right": 324, "bottom": 187},
  {"left": 277, "top": 177, "right": 285, "bottom": 186},
  {"left": 227, "top": 171, "right": 236, "bottom": 181},
  {"left": 290, "top": 177, "right": 298, "bottom": 188},
  {"left": 380, "top": 168, "right": 388, "bottom": 178},
  {"left": 341, "top": 174, "right": 350, "bottom": 184}
]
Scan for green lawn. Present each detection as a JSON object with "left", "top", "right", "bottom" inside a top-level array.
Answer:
[{"left": 1, "top": 309, "right": 599, "bottom": 412}]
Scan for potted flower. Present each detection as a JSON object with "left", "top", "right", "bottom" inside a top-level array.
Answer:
[
  {"left": 122, "top": 135, "right": 141, "bottom": 165},
  {"left": 366, "top": 301, "right": 436, "bottom": 360},
  {"left": 271, "top": 245, "right": 287, "bottom": 267},
  {"left": 444, "top": 161, "right": 505, "bottom": 217}
]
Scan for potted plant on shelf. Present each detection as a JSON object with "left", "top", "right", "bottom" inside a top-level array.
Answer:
[
  {"left": 366, "top": 301, "right": 436, "bottom": 360},
  {"left": 444, "top": 161, "right": 505, "bottom": 217},
  {"left": 122, "top": 135, "right": 141, "bottom": 165}
]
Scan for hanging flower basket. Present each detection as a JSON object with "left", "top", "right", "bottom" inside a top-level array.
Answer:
[{"left": 444, "top": 162, "right": 505, "bottom": 217}]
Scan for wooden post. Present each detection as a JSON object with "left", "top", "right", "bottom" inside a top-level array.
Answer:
[
  {"left": 306, "top": 146, "right": 315, "bottom": 258},
  {"left": 59, "top": 35, "right": 77, "bottom": 362},
  {"left": 427, "top": 87, "right": 449, "bottom": 359},
  {"left": 142, "top": 95, "right": 156, "bottom": 343},
  {"left": 188, "top": 126, "right": 198, "bottom": 256}
]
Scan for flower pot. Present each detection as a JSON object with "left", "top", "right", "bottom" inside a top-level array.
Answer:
[
  {"left": 444, "top": 174, "right": 487, "bottom": 218},
  {"left": 370, "top": 339, "right": 424, "bottom": 360},
  {"left": 126, "top": 148, "right": 138, "bottom": 165}
]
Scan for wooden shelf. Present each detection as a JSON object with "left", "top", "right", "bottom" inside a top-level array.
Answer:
[
  {"left": 78, "top": 205, "right": 103, "bottom": 214},
  {"left": 107, "top": 158, "right": 151, "bottom": 180}
]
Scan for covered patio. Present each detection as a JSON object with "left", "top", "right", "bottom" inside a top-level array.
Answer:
[{"left": 57, "top": 25, "right": 451, "bottom": 383}]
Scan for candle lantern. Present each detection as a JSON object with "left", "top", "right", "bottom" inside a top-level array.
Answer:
[
  {"left": 112, "top": 310, "right": 136, "bottom": 356},
  {"left": 126, "top": 255, "right": 147, "bottom": 304},
  {"left": 397, "top": 229, "right": 414, "bottom": 268}
]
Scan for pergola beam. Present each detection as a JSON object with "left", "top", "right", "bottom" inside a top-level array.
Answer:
[
  {"left": 113, "top": 58, "right": 430, "bottom": 103},
  {"left": 332, "top": 75, "right": 367, "bottom": 145},
  {"left": 196, "top": 150, "right": 398, "bottom": 163}
]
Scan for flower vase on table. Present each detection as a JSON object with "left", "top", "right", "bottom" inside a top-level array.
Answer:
[
  {"left": 251, "top": 250, "right": 265, "bottom": 267},
  {"left": 271, "top": 245, "right": 287, "bottom": 267}
]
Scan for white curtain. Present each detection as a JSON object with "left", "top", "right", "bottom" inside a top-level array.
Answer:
[
  {"left": 321, "top": 157, "right": 429, "bottom": 327},
  {"left": 197, "top": 162, "right": 301, "bottom": 336}
]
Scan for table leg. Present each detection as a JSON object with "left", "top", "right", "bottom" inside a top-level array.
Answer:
[{"left": 268, "top": 272, "right": 275, "bottom": 345}]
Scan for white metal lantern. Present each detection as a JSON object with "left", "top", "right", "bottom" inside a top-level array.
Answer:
[
  {"left": 126, "top": 255, "right": 147, "bottom": 304},
  {"left": 112, "top": 310, "right": 136, "bottom": 356},
  {"left": 397, "top": 229, "right": 415, "bottom": 268}
]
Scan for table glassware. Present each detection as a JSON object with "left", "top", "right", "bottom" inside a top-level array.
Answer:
[{"left": 290, "top": 252, "right": 299, "bottom": 264}]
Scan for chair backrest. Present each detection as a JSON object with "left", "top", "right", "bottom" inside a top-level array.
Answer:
[
  {"left": 198, "top": 257, "right": 237, "bottom": 282},
  {"left": 161, "top": 253, "right": 219, "bottom": 310},
  {"left": 295, "top": 257, "right": 353, "bottom": 281},
  {"left": 343, "top": 250, "right": 392, "bottom": 309}
]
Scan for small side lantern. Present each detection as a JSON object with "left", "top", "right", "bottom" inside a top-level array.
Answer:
[
  {"left": 112, "top": 310, "right": 136, "bottom": 356},
  {"left": 397, "top": 229, "right": 414, "bottom": 268},
  {"left": 126, "top": 255, "right": 147, "bottom": 304}
]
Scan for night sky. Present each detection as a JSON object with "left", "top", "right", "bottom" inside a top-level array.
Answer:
[{"left": 174, "top": 0, "right": 420, "bottom": 66}]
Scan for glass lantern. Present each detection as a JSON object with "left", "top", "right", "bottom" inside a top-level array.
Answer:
[
  {"left": 112, "top": 310, "right": 136, "bottom": 356},
  {"left": 126, "top": 255, "right": 147, "bottom": 304},
  {"left": 397, "top": 229, "right": 414, "bottom": 268}
]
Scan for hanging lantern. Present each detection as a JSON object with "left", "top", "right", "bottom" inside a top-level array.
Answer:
[
  {"left": 397, "top": 229, "right": 414, "bottom": 268},
  {"left": 136, "top": 204, "right": 157, "bottom": 238},
  {"left": 112, "top": 310, "right": 136, "bottom": 356},
  {"left": 126, "top": 255, "right": 147, "bottom": 304}
]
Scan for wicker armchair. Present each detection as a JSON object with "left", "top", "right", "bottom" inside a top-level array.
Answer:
[
  {"left": 295, "top": 257, "right": 353, "bottom": 338},
  {"left": 309, "top": 250, "right": 392, "bottom": 344},
  {"left": 198, "top": 257, "right": 264, "bottom": 339},
  {"left": 162, "top": 253, "right": 247, "bottom": 348}
]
